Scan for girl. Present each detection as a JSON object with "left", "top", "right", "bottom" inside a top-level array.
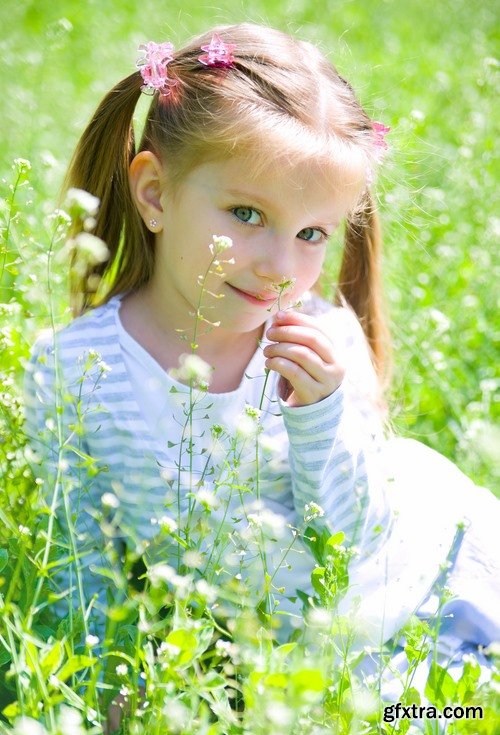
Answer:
[{"left": 24, "top": 23, "right": 498, "bottom": 699}]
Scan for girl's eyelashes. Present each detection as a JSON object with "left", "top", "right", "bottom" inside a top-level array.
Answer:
[
  {"left": 231, "top": 206, "right": 263, "bottom": 226},
  {"left": 230, "top": 205, "right": 329, "bottom": 244},
  {"left": 297, "top": 227, "right": 329, "bottom": 244}
]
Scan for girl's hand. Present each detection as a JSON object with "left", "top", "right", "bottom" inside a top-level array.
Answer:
[{"left": 264, "top": 310, "right": 345, "bottom": 407}]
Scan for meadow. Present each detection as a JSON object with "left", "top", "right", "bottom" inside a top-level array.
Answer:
[{"left": 0, "top": 0, "right": 498, "bottom": 733}]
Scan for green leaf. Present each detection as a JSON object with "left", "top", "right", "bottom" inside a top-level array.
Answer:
[
  {"left": 40, "top": 639, "right": 64, "bottom": 678},
  {"left": 0, "top": 549, "right": 8, "bottom": 573},
  {"left": 326, "top": 531, "right": 345, "bottom": 548},
  {"left": 311, "top": 567, "right": 326, "bottom": 595},
  {"left": 2, "top": 701, "right": 21, "bottom": 720},
  {"left": 425, "top": 661, "right": 457, "bottom": 708},
  {"left": 57, "top": 655, "right": 96, "bottom": 682}
]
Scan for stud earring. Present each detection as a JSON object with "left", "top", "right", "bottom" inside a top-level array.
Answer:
[{"left": 149, "top": 218, "right": 159, "bottom": 230}]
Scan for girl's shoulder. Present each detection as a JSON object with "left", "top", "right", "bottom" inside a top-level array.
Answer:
[{"left": 27, "top": 298, "right": 121, "bottom": 384}]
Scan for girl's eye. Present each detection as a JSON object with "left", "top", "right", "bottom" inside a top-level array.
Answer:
[
  {"left": 297, "top": 227, "right": 327, "bottom": 244},
  {"left": 232, "top": 206, "right": 262, "bottom": 225}
]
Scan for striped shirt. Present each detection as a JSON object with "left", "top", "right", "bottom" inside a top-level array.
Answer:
[{"left": 23, "top": 292, "right": 392, "bottom": 636}]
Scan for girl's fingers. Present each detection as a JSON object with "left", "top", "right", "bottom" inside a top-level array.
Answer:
[
  {"left": 264, "top": 356, "right": 322, "bottom": 404},
  {"left": 265, "top": 322, "right": 335, "bottom": 364},
  {"left": 263, "top": 341, "right": 341, "bottom": 385}
]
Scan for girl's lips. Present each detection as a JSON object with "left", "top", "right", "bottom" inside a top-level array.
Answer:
[{"left": 227, "top": 284, "right": 276, "bottom": 306}]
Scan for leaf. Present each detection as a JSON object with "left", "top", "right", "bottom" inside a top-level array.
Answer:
[
  {"left": 311, "top": 567, "right": 326, "bottom": 595},
  {"left": 57, "top": 655, "right": 96, "bottom": 682},
  {"left": 326, "top": 531, "right": 345, "bottom": 548},
  {"left": 425, "top": 661, "right": 457, "bottom": 708},
  {"left": 40, "top": 639, "right": 64, "bottom": 678},
  {"left": 0, "top": 549, "right": 8, "bottom": 573},
  {"left": 2, "top": 701, "right": 21, "bottom": 719}
]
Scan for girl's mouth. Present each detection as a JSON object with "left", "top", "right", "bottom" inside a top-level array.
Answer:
[{"left": 227, "top": 284, "right": 277, "bottom": 307}]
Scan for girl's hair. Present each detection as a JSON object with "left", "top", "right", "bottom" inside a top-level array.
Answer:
[{"left": 62, "top": 22, "right": 391, "bottom": 385}]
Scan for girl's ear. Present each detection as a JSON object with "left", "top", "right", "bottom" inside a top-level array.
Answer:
[{"left": 129, "top": 151, "right": 166, "bottom": 231}]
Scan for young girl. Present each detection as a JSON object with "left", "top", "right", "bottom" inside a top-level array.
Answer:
[{"left": 24, "top": 23, "right": 498, "bottom": 697}]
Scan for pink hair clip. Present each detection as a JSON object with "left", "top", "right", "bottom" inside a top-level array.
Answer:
[
  {"left": 136, "top": 41, "right": 177, "bottom": 96},
  {"left": 198, "top": 33, "right": 236, "bottom": 68},
  {"left": 372, "top": 120, "right": 391, "bottom": 152}
]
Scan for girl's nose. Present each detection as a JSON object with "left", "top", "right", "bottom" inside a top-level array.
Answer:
[{"left": 253, "top": 234, "right": 294, "bottom": 284}]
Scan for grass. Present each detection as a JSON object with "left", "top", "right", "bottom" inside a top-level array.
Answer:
[{"left": 0, "top": 0, "right": 499, "bottom": 732}]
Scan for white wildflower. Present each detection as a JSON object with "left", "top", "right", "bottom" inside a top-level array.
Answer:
[
  {"left": 265, "top": 702, "right": 294, "bottom": 726},
  {"left": 157, "top": 641, "right": 181, "bottom": 658},
  {"left": 304, "top": 502, "right": 325, "bottom": 522},
  {"left": 18, "top": 525, "right": 31, "bottom": 537},
  {"left": 160, "top": 699, "right": 190, "bottom": 729},
  {"left": 196, "top": 487, "right": 219, "bottom": 509},
  {"left": 85, "top": 634, "right": 99, "bottom": 647},
  {"left": 307, "top": 607, "right": 333, "bottom": 630},
  {"left": 210, "top": 234, "right": 233, "bottom": 255},
  {"left": 183, "top": 549, "right": 203, "bottom": 568},
  {"left": 170, "top": 353, "right": 213, "bottom": 388},
  {"left": 57, "top": 706, "right": 84, "bottom": 734},
  {"left": 115, "top": 663, "right": 128, "bottom": 676},
  {"left": 12, "top": 718, "right": 46, "bottom": 735},
  {"left": 73, "top": 232, "right": 109, "bottom": 264},
  {"left": 195, "top": 579, "right": 217, "bottom": 603},
  {"left": 101, "top": 492, "right": 120, "bottom": 509},
  {"left": 148, "top": 563, "right": 176, "bottom": 586},
  {"left": 13, "top": 158, "right": 32, "bottom": 174},
  {"left": 65, "top": 188, "right": 100, "bottom": 217},
  {"left": 247, "top": 507, "right": 286, "bottom": 539},
  {"left": 158, "top": 515, "right": 178, "bottom": 533}
]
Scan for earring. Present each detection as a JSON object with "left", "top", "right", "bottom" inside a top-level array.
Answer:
[{"left": 149, "top": 218, "right": 159, "bottom": 230}]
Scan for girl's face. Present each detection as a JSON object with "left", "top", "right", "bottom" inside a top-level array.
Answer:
[{"left": 153, "top": 153, "right": 365, "bottom": 335}]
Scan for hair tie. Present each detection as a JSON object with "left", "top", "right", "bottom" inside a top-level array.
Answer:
[
  {"left": 198, "top": 33, "right": 236, "bottom": 68},
  {"left": 371, "top": 120, "right": 391, "bottom": 159},
  {"left": 136, "top": 41, "right": 178, "bottom": 96}
]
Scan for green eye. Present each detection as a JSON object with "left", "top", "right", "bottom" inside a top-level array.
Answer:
[
  {"left": 298, "top": 227, "right": 325, "bottom": 243},
  {"left": 232, "top": 207, "right": 262, "bottom": 225}
]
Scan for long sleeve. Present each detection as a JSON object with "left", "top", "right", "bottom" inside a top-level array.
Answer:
[
  {"left": 23, "top": 331, "right": 115, "bottom": 640},
  {"left": 278, "top": 306, "right": 392, "bottom": 555}
]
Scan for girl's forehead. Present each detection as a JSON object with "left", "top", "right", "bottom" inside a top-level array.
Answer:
[{"left": 189, "top": 154, "right": 365, "bottom": 201}]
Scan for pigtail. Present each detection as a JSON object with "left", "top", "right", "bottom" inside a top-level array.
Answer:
[
  {"left": 336, "top": 191, "right": 392, "bottom": 388},
  {"left": 60, "top": 72, "right": 151, "bottom": 315}
]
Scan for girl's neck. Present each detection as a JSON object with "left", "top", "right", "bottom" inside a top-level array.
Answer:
[{"left": 119, "top": 289, "right": 265, "bottom": 393}]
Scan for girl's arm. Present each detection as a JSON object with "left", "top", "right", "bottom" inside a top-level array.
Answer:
[{"left": 265, "top": 307, "right": 392, "bottom": 555}]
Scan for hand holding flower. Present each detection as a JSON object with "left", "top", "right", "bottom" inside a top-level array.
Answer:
[{"left": 264, "top": 310, "right": 345, "bottom": 407}]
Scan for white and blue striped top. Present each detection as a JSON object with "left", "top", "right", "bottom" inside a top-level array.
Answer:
[{"left": 24, "top": 291, "right": 395, "bottom": 636}]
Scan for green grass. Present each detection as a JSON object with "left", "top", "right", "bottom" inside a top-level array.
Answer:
[{"left": 0, "top": 1, "right": 499, "bottom": 732}]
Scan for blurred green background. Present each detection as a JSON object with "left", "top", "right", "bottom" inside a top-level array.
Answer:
[{"left": 1, "top": 0, "right": 498, "bottom": 491}]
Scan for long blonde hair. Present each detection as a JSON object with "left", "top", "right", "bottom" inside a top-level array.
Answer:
[{"left": 62, "top": 23, "right": 391, "bottom": 384}]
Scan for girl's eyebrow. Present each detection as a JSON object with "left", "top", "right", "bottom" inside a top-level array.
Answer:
[{"left": 225, "top": 188, "right": 274, "bottom": 210}]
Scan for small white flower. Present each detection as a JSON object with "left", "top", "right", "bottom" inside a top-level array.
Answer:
[
  {"left": 73, "top": 232, "right": 109, "bottom": 264},
  {"left": 65, "top": 188, "right": 100, "bottom": 217},
  {"left": 115, "top": 663, "right": 128, "bottom": 676},
  {"left": 247, "top": 507, "right": 286, "bottom": 539},
  {"left": 148, "top": 563, "right": 176, "bottom": 586},
  {"left": 57, "top": 706, "right": 84, "bottom": 734},
  {"left": 195, "top": 579, "right": 217, "bottom": 603},
  {"left": 265, "top": 702, "right": 294, "bottom": 726},
  {"left": 196, "top": 487, "right": 219, "bottom": 509},
  {"left": 304, "top": 502, "right": 325, "bottom": 522},
  {"left": 85, "top": 634, "right": 99, "bottom": 647},
  {"left": 101, "top": 492, "right": 120, "bottom": 509},
  {"left": 158, "top": 515, "right": 178, "bottom": 533},
  {"left": 18, "top": 525, "right": 31, "bottom": 537},
  {"left": 210, "top": 234, "right": 233, "bottom": 255},
  {"left": 12, "top": 718, "right": 46, "bottom": 735},
  {"left": 170, "top": 353, "right": 213, "bottom": 388},
  {"left": 157, "top": 641, "right": 181, "bottom": 658},
  {"left": 14, "top": 158, "right": 32, "bottom": 174},
  {"left": 183, "top": 549, "right": 203, "bottom": 568}
]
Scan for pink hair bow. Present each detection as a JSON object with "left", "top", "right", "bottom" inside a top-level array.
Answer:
[
  {"left": 372, "top": 121, "right": 391, "bottom": 156},
  {"left": 136, "top": 41, "right": 177, "bottom": 96},
  {"left": 198, "top": 33, "right": 236, "bottom": 68}
]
